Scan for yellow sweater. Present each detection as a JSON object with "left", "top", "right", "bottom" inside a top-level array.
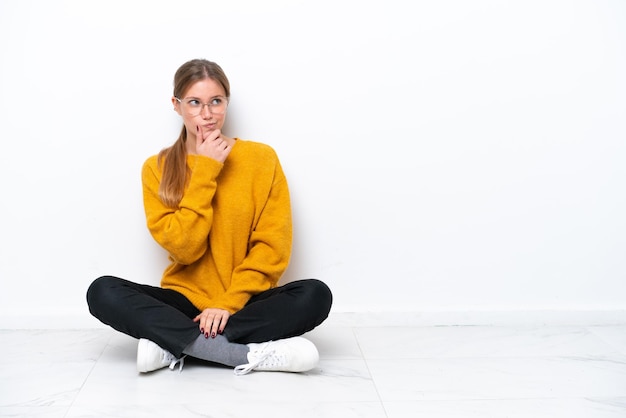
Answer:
[{"left": 141, "top": 139, "right": 292, "bottom": 314}]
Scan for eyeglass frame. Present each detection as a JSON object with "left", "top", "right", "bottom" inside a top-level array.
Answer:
[{"left": 174, "top": 96, "right": 229, "bottom": 116}]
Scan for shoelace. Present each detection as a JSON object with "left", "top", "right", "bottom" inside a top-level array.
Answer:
[
  {"left": 233, "top": 351, "right": 273, "bottom": 376},
  {"left": 168, "top": 354, "right": 187, "bottom": 372}
]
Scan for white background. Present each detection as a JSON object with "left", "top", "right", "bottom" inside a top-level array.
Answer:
[{"left": 1, "top": 0, "right": 625, "bottom": 327}]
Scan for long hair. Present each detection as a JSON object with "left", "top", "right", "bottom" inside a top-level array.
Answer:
[{"left": 157, "top": 59, "right": 231, "bottom": 208}]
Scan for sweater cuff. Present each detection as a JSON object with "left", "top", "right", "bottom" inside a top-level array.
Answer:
[{"left": 187, "top": 154, "right": 223, "bottom": 174}]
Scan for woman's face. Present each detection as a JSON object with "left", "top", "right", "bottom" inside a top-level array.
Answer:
[{"left": 172, "top": 78, "right": 228, "bottom": 140}]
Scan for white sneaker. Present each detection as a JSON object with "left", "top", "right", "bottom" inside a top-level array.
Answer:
[
  {"left": 137, "top": 339, "right": 185, "bottom": 373},
  {"left": 233, "top": 336, "right": 319, "bottom": 376}
]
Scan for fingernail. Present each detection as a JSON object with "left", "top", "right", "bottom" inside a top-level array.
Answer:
[
  {"left": 205, "top": 333, "right": 209, "bottom": 339},
  {"left": 200, "top": 328, "right": 204, "bottom": 334},
  {"left": 211, "top": 332, "right": 216, "bottom": 338}
]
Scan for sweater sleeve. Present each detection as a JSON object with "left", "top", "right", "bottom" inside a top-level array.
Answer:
[
  {"left": 220, "top": 159, "right": 293, "bottom": 313},
  {"left": 141, "top": 155, "right": 224, "bottom": 265}
]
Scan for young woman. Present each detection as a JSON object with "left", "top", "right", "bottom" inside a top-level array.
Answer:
[{"left": 87, "top": 59, "right": 332, "bottom": 375}]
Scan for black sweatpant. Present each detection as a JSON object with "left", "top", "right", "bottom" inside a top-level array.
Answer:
[{"left": 87, "top": 276, "right": 333, "bottom": 358}]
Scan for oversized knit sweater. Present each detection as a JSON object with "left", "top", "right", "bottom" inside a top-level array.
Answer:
[{"left": 141, "top": 139, "right": 292, "bottom": 314}]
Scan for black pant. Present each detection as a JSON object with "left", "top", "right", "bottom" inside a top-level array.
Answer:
[{"left": 87, "top": 276, "right": 333, "bottom": 357}]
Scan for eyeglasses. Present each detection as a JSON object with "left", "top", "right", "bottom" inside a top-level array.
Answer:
[{"left": 175, "top": 96, "right": 228, "bottom": 116}]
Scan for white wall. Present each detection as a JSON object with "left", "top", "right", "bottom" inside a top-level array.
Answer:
[{"left": 1, "top": 0, "right": 625, "bottom": 328}]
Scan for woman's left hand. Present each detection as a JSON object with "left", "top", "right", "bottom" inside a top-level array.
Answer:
[{"left": 193, "top": 308, "right": 230, "bottom": 338}]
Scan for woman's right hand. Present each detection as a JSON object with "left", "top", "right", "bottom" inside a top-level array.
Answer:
[{"left": 196, "top": 126, "right": 232, "bottom": 163}]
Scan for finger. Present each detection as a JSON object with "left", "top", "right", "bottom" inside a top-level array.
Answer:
[
  {"left": 209, "top": 129, "right": 221, "bottom": 141},
  {"left": 193, "top": 314, "right": 207, "bottom": 335},
  {"left": 217, "top": 315, "right": 228, "bottom": 334},
  {"left": 200, "top": 314, "right": 213, "bottom": 336},
  {"left": 196, "top": 125, "right": 205, "bottom": 147},
  {"left": 193, "top": 314, "right": 204, "bottom": 332},
  {"left": 210, "top": 316, "right": 221, "bottom": 338},
  {"left": 204, "top": 315, "right": 217, "bottom": 337}
]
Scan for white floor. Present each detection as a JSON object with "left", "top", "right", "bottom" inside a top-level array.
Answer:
[{"left": 1, "top": 313, "right": 626, "bottom": 417}]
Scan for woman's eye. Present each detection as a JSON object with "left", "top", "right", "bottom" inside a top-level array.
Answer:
[
  {"left": 211, "top": 98, "right": 222, "bottom": 105},
  {"left": 188, "top": 99, "right": 201, "bottom": 106}
]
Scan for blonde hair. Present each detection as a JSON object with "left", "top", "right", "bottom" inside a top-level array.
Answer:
[{"left": 157, "top": 59, "right": 231, "bottom": 207}]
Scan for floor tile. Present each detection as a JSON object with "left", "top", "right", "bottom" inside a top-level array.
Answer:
[
  {"left": 66, "top": 402, "right": 387, "bottom": 418},
  {"left": 367, "top": 356, "right": 626, "bottom": 401},
  {"left": 384, "top": 398, "right": 626, "bottom": 418},
  {"left": 0, "top": 361, "right": 95, "bottom": 407},
  {"left": 588, "top": 326, "right": 626, "bottom": 354},
  {"left": 354, "top": 325, "right": 623, "bottom": 359},
  {"left": 0, "top": 329, "right": 110, "bottom": 363},
  {"left": 0, "top": 407, "right": 68, "bottom": 418},
  {"left": 304, "top": 327, "right": 363, "bottom": 359}
]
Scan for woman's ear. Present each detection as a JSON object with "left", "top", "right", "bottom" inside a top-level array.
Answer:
[{"left": 172, "top": 96, "right": 182, "bottom": 115}]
